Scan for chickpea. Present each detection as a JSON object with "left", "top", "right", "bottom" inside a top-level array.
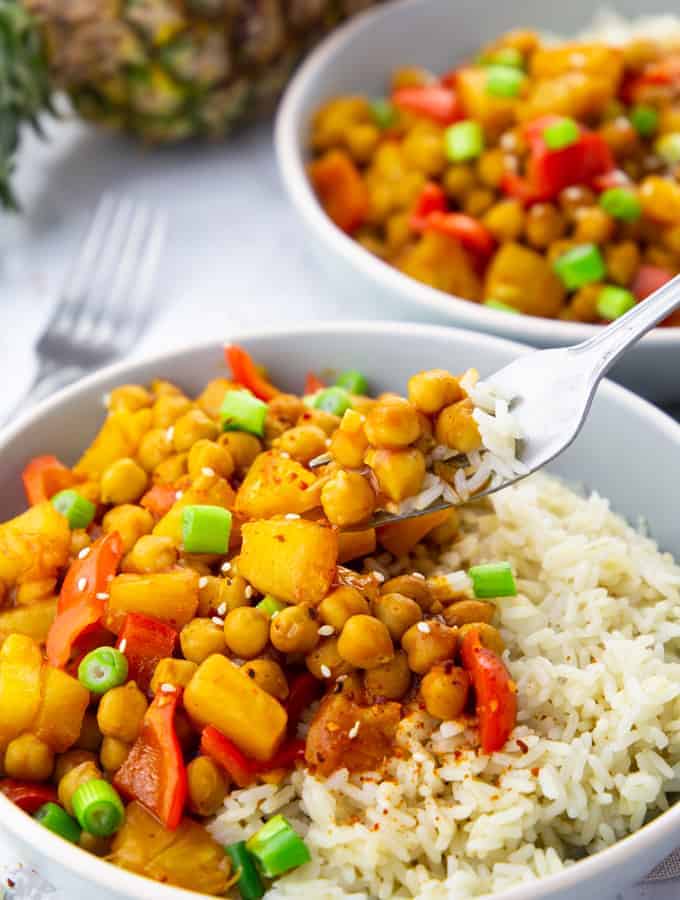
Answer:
[
  {"left": 402, "top": 620, "right": 457, "bottom": 674},
  {"left": 458, "top": 622, "right": 505, "bottom": 656},
  {"left": 402, "top": 125, "right": 447, "bottom": 176},
  {"left": 364, "top": 650, "right": 412, "bottom": 701},
  {"left": 188, "top": 440, "right": 234, "bottom": 480},
  {"left": 338, "top": 614, "right": 393, "bottom": 669},
  {"left": 483, "top": 199, "right": 526, "bottom": 242},
  {"left": 173, "top": 409, "right": 219, "bottom": 453},
  {"left": 222, "top": 607, "right": 269, "bottom": 659},
  {"left": 385, "top": 212, "right": 412, "bottom": 254},
  {"left": 58, "top": 760, "right": 101, "bottom": 814},
  {"left": 151, "top": 379, "right": 184, "bottom": 399},
  {"left": 297, "top": 408, "right": 341, "bottom": 435},
  {"left": 108, "top": 384, "right": 152, "bottom": 413},
  {"left": 138, "top": 428, "right": 174, "bottom": 472},
  {"left": 242, "top": 659, "right": 289, "bottom": 701},
  {"left": 391, "top": 65, "right": 435, "bottom": 90},
  {"left": 266, "top": 393, "right": 304, "bottom": 424},
  {"left": 435, "top": 399, "right": 482, "bottom": 454},
  {"left": 270, "top": 603, "right": 319, "bottom": 654},
  {"left": 196, "top": 574, "right": 229, "bottom": 616},
  {"left": 53, "top": 750, "right": 97, "bottom": 786},
  {"left": 100, "top": 736, "right": 130, "bottom": 773},
  {"left": 443, "top": 599, "right": 496, "bottom": 627},
  {"left": 181, "top": 618, "right": 228, "bottom": 663},
  {"left": 563, "top": 284, "right": 601, "bottom": 323},
  {"left": 218, "top": 432, "right": 262, "bottom": 472},
  {"left": 152, "top": 394, "right": 192, "bottom": 429},
  {"left": 275, "top": 425, "right": 327, "bottom": 463},
  {"left": 558, "top": 185, "right": 596, "bottom": 221},
  {"left": 319, "top": 586, "right": 369, "bottom": 631},
  {"left": 463, "top": 187, "right": 495, "bottom": 218},
  {"left": 382, "top": 574, "right": 433, "bottom": 611},
  {"left": 15, "top": 577, "right": 56, "bottom": 606},
  {"left": 408, "top": 369, "right": 462, "bottom": 415},
  {"left": 573, "top": 207, "right": 615, "bottom": 244},
  {"left": 150, "top": 658, "right": 198, "bottom": 694},
  {"left": 365, "top": 397, "right": 421, "bottom": 448},
  {"left": 329, "top": 410, "right": 369, "bottom": 468},
  {"left": 599, "top": 117, "right": 639, "bottom": 158},
  {"left": 265, "top": 412, "right": 288, "bottom": 443},
  {"left": 97, "top": 682, "right": 148, "bottom": 743},
  {"left": 321, "top": 471, "right": 375, "bottom": 527},
  {"left": 426, "top": 509, "right": 460, "bottom": 546},
  {"left": 102, "top": 504, "right": 153, "bottom": 553},
  {"left": 306, "top": 637, "right": 353, "bottom": 681},
  {"left": 421, "top": 663, "right": 470, "bottom": 720},
  {"left": 196, "top": 378, "right": 233, "bottom": 419},
  {"left": 644, "top": 245, "right": 676, "bottom": 269},
  {"left": 442, "top": 164, "right": 477, "bottom": 200},
  {"left": 476, "top": 148, "right": 506, "bottom": 188},
  {"left": 122, "top": 534, "right": 178, "bottom": 575},
  {"left": 373, "top": 592, "right": 423, "bottom": 640},
  {"left": 366, "top": 447, "right": 426, "bottom": 503},
  {"left": 220, "top": 574, "right": 250, "bottom": 612},
  {"left": 187, "top": 756, "right": 229, "bottom": 817},
  {"left": 605, "top": 240, "right": 641, "bottom": 286},
  {"left": 75, "top": 711, "right": 103, "bottom": 753},
  {"left": 346, "top": 123, "right": 380, "bottom": 163},
  {"left": 525, "top": 203, "right": 566, "bottom": 249},
  {"left": 69, "top": 530, "right": 91, "bottom": 559},
  {"left": 5, "top": 734, "right": 54, "bottom": 781},
  {"left": 100, "top": 457, "right": 148, "bottom": 505}
]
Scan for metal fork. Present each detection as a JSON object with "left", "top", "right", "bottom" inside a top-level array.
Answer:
[
  {"left": 313, "top": 274, "right": 680, "bottom": 529},
  {"left": 2, "top": 194, "right": 166, "bottom": 426}
]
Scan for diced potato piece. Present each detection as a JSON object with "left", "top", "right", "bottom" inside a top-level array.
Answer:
[
  {"left": 485, "top": 242, "right": 565, "bottom": 317},
  {"left": 153, "top": 473, "right": 235, "bottom": 542},
  {"left": 74, "top": 409, "right": 152, "bottom": 479},
  {"left": 338, "top": 529, "right": 377, "bottom": 564},
  {"left": 395, "top": 232, "right": 482, "bottom": 300},
  {"left": 518, "top": 72, "right": 617, "bottom": 122},
  {"left": 33, "top": 666, "right": 90, "bottom": 752},
  {"left": 0, "top": 503, "right": 70, "bottom": 588},
  {"left": 457, "top": 66, "right": 523, "bottom": 135},
  {"left": 185, "top": 655, "right": 287, "bottom": 761},
  {"left": 0, "top": 598, "right": 57, "bottom": 645},
  {"left": 639, "top": 176, "right": 680, "bottom": 227},
  {"left": 0, "top": 635, "right": 43, "bottom": 744},
  {"left": 378, "top": 509, "right": 451, "bottom": 557},
  {"left": 238, "top": 518, "right": 338, "bottom": 605},
  {"left": 235, "top": 451, "right": 322, "bottom": 519},
  {"left": 105, "top": 570, "right": 199, "bottom": 634},
  {"left": 530, "top": 42, "right": 623, "bottom": 87},
  {"left": 110, "top": 802, "right": 229, "bottom": 896}
]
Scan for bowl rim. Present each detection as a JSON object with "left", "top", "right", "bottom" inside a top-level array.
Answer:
[
  {"left": 274, "top": 0, "right": 680, "bottom": 348},
  {"left": 2, "top": 320, "right": 680, "bottom": 900}
]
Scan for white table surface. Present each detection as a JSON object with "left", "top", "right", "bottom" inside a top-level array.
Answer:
[{"left": 0, "top": 113, "right": 678, "bottom": 900}]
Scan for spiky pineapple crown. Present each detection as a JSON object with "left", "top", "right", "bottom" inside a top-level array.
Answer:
[{"left": 0, "top": 1, "right": 52, "bottom": 210}]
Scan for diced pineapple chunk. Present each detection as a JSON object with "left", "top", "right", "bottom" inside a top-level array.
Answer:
[
  {"left": 0, "top": 597, "right": 57, "bottom": 645},
  {"left": 105, "top": 569, "right": 199, "bottom": 634},
  {"left": 0, "top": 635, "right": 43, "bottom": 744},
  {"left": 33, "top": 666, "right": 90, "bottom": 752},
  {"left": 75, "top": 409, "right": 152, "bottom": 479},
  {"left": 235, "top": 451, "right": 321, "bottom": 519},
  {"left": 0, "top": 502, "right": 70, "bottom": 589},
  {"left": 377, "top": 509, "right": 451, "bottom": 557}
]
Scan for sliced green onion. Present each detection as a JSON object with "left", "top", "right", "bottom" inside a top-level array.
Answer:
[
  {"left": 246, "top": 815, "right": 311, "bottom": 878},
  {"left": 311, "top": 386, "right": 352, "bottom": 417},
  {"left": 335, "top": 369, "right": 369, "bottom": 395},
  {"left": 468, "top": 562, "right": 517, "bottom": 599},
  {"left": 182, "top": 504, "right": 233, "bottom": 554},
  {"left": 485, "top": 65, "right": 525, "bottom": 98},
  {"left": 629, "top": 104, "right": 659, "bottom": 137},
  {"left": 444, "top": 120, "right": 484, "bottom": 162},
  {"left": 655, "top": 133, "right": 680, "bottom": 165},
  {"left": 257, "top": 595, "right": 286, "bottom": 618},
  {"left": 484, "top": 299, "right": 520, "bottom": 314},
  {"left": 553, "top": 243, "right": 606, "bottom": 290},
  {"left": 599, "top": 187, "right": 642, "bottom": 222},
  {"left": 477, "top": 47, "right": 524, "bottom": 69},
  {"left": 71, "top": 779, "right": 125, "bottom": 837},
  {"left": 542, "top": 117, "right": 580, "bottom": 151},
  {"left": 226, "top": 841, "right": 265, "bottom": 900},
  {"left": 34, "top": 802, "right": 81, "bottom": 843},
  {"left": 220, "top": 390, "right": 268, "bottom": 437},
  {"left": 596, "top": 285, "right": 636, "bottom": 321},
  {"left": 370, "top": 98, "right": 396, "bottom": 130},
  {"left": 78, "top": 647, "right": 128, "bottom": 695},
  {"left": 51, "top": 490, "right": 96, "bottom": 530}
]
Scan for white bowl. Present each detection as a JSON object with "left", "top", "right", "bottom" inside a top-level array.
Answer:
[
  {"left": 275, "top": 0, "right": 680, "bottom": 404},
  {"left": 1, "top": 321, "right": 680, "bottom": 900}
]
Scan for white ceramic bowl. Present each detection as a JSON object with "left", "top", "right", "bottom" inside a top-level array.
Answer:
[
  {"left": 1, "top": 321, "right": 680, "bottom": 899},
  {"left": 275, "top": 0, "right": 680, "bottom": 404}
]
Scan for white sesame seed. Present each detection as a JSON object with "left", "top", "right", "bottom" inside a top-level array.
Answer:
[
  {"left": 166, "top": 426, "right": 175, "bottom": 442},
  {"left": 118, "top": 639, "right": 127, "bottom": 653},
  {"left": 318, "top": 625, "right": 335, "bottom": 637},
  {"left": 417, "top": 621, "right": 431, "bottom": 633},
  {"left": 201, "top": 467, "right": 215, "bottom": 477},
  {"left": 245, "top": 586, "right": 254, "bottom": 600},
  {"left": 284, "top": 513, "right": 300, "bottom": 520},
  {"left": 320, "top": 665, "right": 332, "bottom": 679},
  {"left": 336, "top": 674, "right": 348, "bottom": 683},
  {"left": 279, "top": 452, "right": 291, "bottom": 459},
  {"left": 412, "top": 572, "right": 425, "bottom": 580},
  {"left": 325, "top": 438, "right": 331, "bottom": 447},
  {"left": 212, "top": 616, "right": 225, "bottom": 627},
  {"left": 95, "top": 592, "right": 109, "bottom": 601},
  {"left": 198, "top": 576, "right": 209, "bottom": 589},
  {"left": 373, "top": 572, "right": 385, "bottom": 583},
  {"left": 160, "top": 683, "right": 175, "bottom": 694},
  {"left": 348, "top": 720, "right": 361, "bottom": 740},
  {"left": 175, "top": 490, "right": 183, "bottom": 500},
  {"left": 77, "top": 577, "right": 87, "bottom": 592},
  {"left": 78, "top": 547, "right": 91, "bottom": 560},
  {"left": 221, "top": 561, "right": 232, "bottom": 573},
  {"left": 217, "top": 602, "right": 227, "bottom": 617}
]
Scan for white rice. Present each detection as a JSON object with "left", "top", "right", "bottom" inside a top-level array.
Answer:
[{"left": 209, "top": 473, "right": 680, "bottom": 898}]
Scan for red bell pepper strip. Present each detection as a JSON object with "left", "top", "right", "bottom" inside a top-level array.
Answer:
[
  {"left": 461, "top": 628, "right": 517, "bottom": 754},
  {"left": 285, "top": 671, "right": 324, "bottom": 735},
  {"left": 114, "top": 686, "right": 187, "bottom": 830},
  {"left": 201, "top": 726, "right": 259, "bottom": 788},
  {"left": 46, "top": 531, "right": 124, "bottom": 669},
  {"left": 140, "top": 483, "right": 178, "bottom": 519},
  {"left": 392, "top": 85, "right": 462, "bottom": 125},
  {"left": 631, "top": 265, "right": 680, "bottom": 326},
  {"left": 410, "top": 182, "right": 447, "bottom": 231},
  {"left": 22, "top": 455, "right": 80, "bottom": 506},
  {"left": 304, "top": 372, "right": 326, "bottom": 395},
  {"left": 423, "top": 211, "right": 496, "bottom": 264},
  {"left": 116, "top": 613, "right": 178, "bottom": 694},
  {"left": 0, "top": 779, "right": 59, "bottom": 813},
  {"left": 225, "top": 345, "right": 280, "bottom": 402}
]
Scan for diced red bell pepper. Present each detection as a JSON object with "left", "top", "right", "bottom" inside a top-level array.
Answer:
[
  {"left": 114, "top": 686, "right": 187, "bottom": 830},
  {"left": 285, "top": 671, "right": 324, "bottom": 735},
  {"left": 461, "top": 628, "right": 517, "bottom": 754},
  {"left": 0, "top": 779, "right": 59, "bottom": 813},
  {"left": 410, "top": 182, "right": 447, "bottom": 231},
  {"left": 631, "top": 265, "right": 680, "bottom": 326},
  {"left": 22, "top": 455, "right": 80, "bottom": 506},
  {"left": 392, "top": 85, "right": 462, "bottom": 125},
  {"left": 116, "top": 613, "right": 178, "bottom": 694},
  {"left": 424, "top": 211, "right": 496, "bottom": 265},
  {"left": 304, "top": 373, "right": 326, "bottom": 395},
  {"left": 308, "top": 150, "right": 370, "bottom": 234},
  {"left": 200, "top": 726, "right": 259, "bottom": 788},
  {"left": 622, "top": 55, "right": 680, "bottom": 103},
  {"left": 46, "top": 531, "right": 123, "bottom": 669},
  {"left": 225, "top": 345, "right": 279, "bottom": 402},
  {"left": 140, "top": 483, "right": 178, "bottom": 520}
]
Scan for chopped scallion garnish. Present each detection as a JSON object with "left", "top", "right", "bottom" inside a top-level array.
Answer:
[
  {"left": 71, "top": 779, "right": 125, "bottom": 837},
  {"left": 34, "top": 802, "right": 81, "bottom": 843},
  {"left": 182, "top": 504, "right": 233, "bottom": 554},
  {"left": 226, "top": 841, "right": 265, "bottom": 900},
  {"left": 220, "top": 390, "right": 268, "bottom": 437},
  {"left": 51, "top": 490, "right": 96, "bottom": 530},
  {"left": 246, "top": 814, "right": 311, "bottom": 878},
  {"left": 468, "top": 562, "right": 517, "bottom": 598},
  {"left": 78, "top": 647, "right": 128, "bottom": 695}
]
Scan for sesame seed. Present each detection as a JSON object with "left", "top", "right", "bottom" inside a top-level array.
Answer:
[
  {"left": 198, "top": 576, "right": 209, "bottom": 589},
  {"left": 95, "top": 592, "right": 109, "bottom": 601},
  {"left": 348, "top": 721, "right": 361, "bottom": 740},
  {"left": 212, "top": 616, "right": 225, "bottom": 627},
  {"left": 118, "top": 639, "right": 127, "bottom": 653},
  {"left": 325, "top": 439, "right": 331, "bottom": 447},
  {"left": 160, "top": 683, "right": 175, "bottom": 694},
  {"left": 279, "top": 452, "right": 291, "bottom": 459},
  {"left": 284, "top": 513, "right": 300, "bottom": 520},
  {"left": 373, "top": 572, "right": 385, "bottom": 583},
  {"left": 201, "top": 467, "right": 215, "bottom": 477},
  {"left": 78, "top": 547, "right": 91, "bottom": 560},
  {"left": 245, "top": 586, "right": 254, "bottom": 599},
  {"left": 412, "top": 572, "right": 425, "bottom": 580},
  {"left": 417, "top": 622, "right": 431, "bottom": 634},
  {"left": 175, "top": 490, "right": 183, "bottom": 500},
  {"left": 320, "top": 665, "right": 332, "bottom": 679},
  {"left": 221, "top": 561, "right": 232, "bottom": 573},
  {"left": 77, "top": 577, "right": 87, "bottom": 592},
  {"left": 166, "top": 426, "right": 175, "bottom": 442},
  {"left": 336, "top": 675, "right": 348, "bottom": 683},
  {"left": 217, "top": 602, "right": 227, "bottom": 616},
  {"left": 318, "top": 625, "right": 335, "bottom": 637}
]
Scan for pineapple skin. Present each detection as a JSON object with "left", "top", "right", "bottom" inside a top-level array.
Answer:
[{"left": 23, "top": 0, "right": 383, "bottom": 142}]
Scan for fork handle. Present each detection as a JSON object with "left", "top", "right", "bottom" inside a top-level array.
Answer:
[
  {"left": 1, "top": 360, "right": 83, "bottom": 429},
  {"left": 575, "top": 274, "right": 680, "bottom": 381}
]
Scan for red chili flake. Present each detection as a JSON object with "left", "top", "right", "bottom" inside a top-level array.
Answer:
[
  {"left": 275, "top": 535, "right": 286, "bottom": 543},
  {"left": 531, "top": 767, "right": 540, "bottom": 777},
  {"left": 517, "top": 739, "right": 529, "bottom": 754}
]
